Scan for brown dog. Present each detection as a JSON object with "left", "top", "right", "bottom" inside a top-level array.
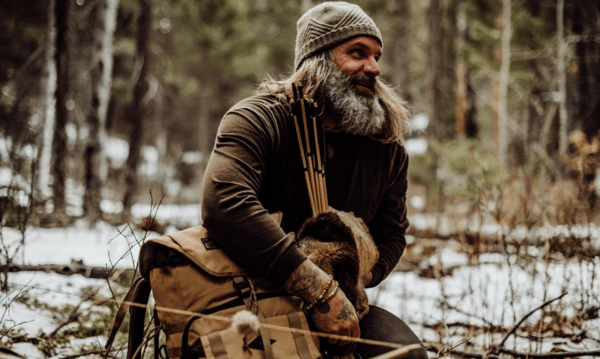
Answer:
[{"left": 297, "top": 208, "right": 379, "bottom": 359}]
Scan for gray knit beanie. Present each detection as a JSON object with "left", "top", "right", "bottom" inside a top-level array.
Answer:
[{"left": 294, "top": 1, "right": 383, "bottom": 71}]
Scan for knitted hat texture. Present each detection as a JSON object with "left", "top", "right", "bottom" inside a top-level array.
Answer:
[{"left": 294, "top": 1, "right": 383, "bottom": 71}]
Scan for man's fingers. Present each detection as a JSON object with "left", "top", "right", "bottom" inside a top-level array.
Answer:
[
  {"left": 326, "top": 318, "right": 360, "bottom": 346},
  {"left": 328, "top": 337, "right": 340, "bottom": 345},
  {"left": 327, "top": 333, "right": 350, "bottom": 346},
  {"left": 352, "top": 322, "right": 361, "bottom": 338}
]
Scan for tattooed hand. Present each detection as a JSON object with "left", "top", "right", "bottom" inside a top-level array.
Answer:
[
  {"left": 285, "top": 259, "right": 360, "bottom": 346},
  {"left": 311, "top": 286, "right": 359, "bottom": 345}
]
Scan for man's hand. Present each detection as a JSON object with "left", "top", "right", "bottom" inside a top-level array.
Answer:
[
  {"left": 309, "top": 285, "right": 360, "bottom": 345},
  {"left": 285, "top": 259, "right": 360, "bottom": 345}
]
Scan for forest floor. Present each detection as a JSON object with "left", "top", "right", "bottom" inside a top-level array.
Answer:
[{"left": 1, "top": 209, "right": 600, "bottom": 359}]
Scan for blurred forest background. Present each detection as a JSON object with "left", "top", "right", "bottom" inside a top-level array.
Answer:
[
  {"left": 1, "top": 0, "right": 599, "bottom": 228},
  {"left": 2, "top": 1, "right": 600, "bottom": 357}
]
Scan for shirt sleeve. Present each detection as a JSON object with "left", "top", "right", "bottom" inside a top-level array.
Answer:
[
  {"left": 201, "top": 100, "right": 307, "bottom": 285},
  {"left": 367, "top": 145, "right": 410, "bottom": 287}
]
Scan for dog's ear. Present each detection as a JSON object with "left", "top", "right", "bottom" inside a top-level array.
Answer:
[{"left": 334, "top": 210, "right": 379, "bottom": 280}]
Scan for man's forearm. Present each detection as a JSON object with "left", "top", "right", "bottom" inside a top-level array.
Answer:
[{"left": 284, "top": 259, "right": 331, "bottom": 303}]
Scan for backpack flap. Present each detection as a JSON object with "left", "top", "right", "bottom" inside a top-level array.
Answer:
[
  {"left": 139, "top": 226, "right": 246, "bottom": 279},
  {"left": 139, "top": 212, "right": 284, "bottom": 280}
]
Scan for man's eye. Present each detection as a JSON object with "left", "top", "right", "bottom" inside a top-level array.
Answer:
[{"left": 350, "top": 49, "right": 364, "bottom": 58}]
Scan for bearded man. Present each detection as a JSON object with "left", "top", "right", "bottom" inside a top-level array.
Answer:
[{"left": 201, "top": 2, "right": 427, "bottom": 358}]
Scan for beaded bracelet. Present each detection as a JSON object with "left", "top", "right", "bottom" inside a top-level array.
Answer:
[
  {"left": 305, "top": 275, "right": 333, "bottom": 311},
  {"left": 321, "top": 281, "right": 339, "bottom": 303},
  {"left": 314, "top": 284, "right": 339, "bottom": 313}
]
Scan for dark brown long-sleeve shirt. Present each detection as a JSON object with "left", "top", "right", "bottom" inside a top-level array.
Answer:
[{"left": 201, "top": 94, "right": 409, "bottom": 287}]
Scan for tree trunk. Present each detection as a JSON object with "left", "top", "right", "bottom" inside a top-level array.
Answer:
[
  {"left": 196, "top": 56, "right": 213, "bottom": 192},
  {"left": 52, "top": 0, "right": 70, "bottom": 216},
  {"left": 570, "top": 0, "right": 600, "bottom": 139},
  {"left": 84, "top": 0, "right": 119, "bottom": 223},
  {"left": 455, "top": 0, "right": 467, "bottom": 138},
  {"left": 455, "top": 0, "right": 478, "bottom": 139},
  {"left": 427, "top": 0, "right": 444, "bottom": 140},
  {"left": 123, "top": 0, "right": 153, "bottom": 216},
  {"left": 99, "top": 0, "right": 119, "bottom": 183},
  {"left": 390, "top": 0, "right": 412, "bottom": 102},
  {"left": 557, "top": 0, "right": 568, "bottom": 165},
  {"left": 38, "top": 0, "right": 57, "bottom": 201},
  {"left": 465, "top": 79, "right": 478, "bottom": 138},
  {"left": 498, "top": 0, "right": 512, "bottom": 164}
]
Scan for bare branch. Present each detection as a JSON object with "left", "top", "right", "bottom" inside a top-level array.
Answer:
[
  {"left": 498, "top": 292, "right": 568, "bottom": 348},
  {"left": 497, "top": 347, "right": 600, "bottom": 359}
]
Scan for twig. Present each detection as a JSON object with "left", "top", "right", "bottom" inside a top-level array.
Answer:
[
  {"left": 0, "top": 263, "right": 133, "bottom": 279},
  {"left": 60, "top": 347, "right": 123, "bottom": 359},
  {"left": 498, "top": 292, "right": 567, "bottom": 347},
  {"left": 0, "top": 320, "right": 35, "bottom": 340},
  {"left": 104, "top": 190, "right": 164, "bottom": 311},
  {"left": 50, "top": 288, "right": 99, "bottom": 336},
  {"left": 102, "top": 334, "right": 128, "bottom": 359},
  {"left": 130, "top": 324, "right": 161, "bottom": 359},
  {"left": 0, "top": 275, "right": 35, "bottom": 332},
  {"left": 497, "top": 347, "right": 600, "bottom": 358},
  {"left": 425, "top": 344, "right": 498, "bottom": 359},
  {"left": 371, "top": 344, "right": 424, "bottom": 359},
  {"left": 442, "top": 302, "right": 497, "bottom": 328},
  {"left": 426, "top": 345, "right": 600, "bottom": 359},
  {"left": 423, "top": 337, "right": 473, "bottom": 359}
]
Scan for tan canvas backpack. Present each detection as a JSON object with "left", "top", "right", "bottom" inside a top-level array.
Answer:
[{"left": 105, "top": 213, "right": 321, "bottom": 359}]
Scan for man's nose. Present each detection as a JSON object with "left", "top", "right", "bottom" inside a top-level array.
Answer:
[{"left": 364, "top": 57, "right": 380, "bottom": 77}]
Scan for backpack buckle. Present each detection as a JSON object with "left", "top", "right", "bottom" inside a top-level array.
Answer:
[{"left": 232, "top": 276, "right": 258, "bottom": 314}]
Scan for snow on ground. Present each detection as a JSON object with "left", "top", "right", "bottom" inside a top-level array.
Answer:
[
  {"left": 409, "top": 213, "right": 600, "bottom": 244},
  {"left": 1, "top": 220, "right": 159, "bottom": 268},
  {"left": 3, "top": 273, "right": 113, "bottom": 358},
  {"left": 1, "top": 221, "right": 161, "bottom": 358},
  {"left": 2, "top": 216, "right": 600, "bottom": 358}
]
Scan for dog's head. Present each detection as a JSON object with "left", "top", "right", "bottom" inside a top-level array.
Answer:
[{"left": 297, "top": 208, "right": 379, "bottom": 317}]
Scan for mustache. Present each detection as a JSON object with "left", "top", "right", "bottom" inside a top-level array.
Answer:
[{"left": 348, "top": 74, "right": 376, "bottom": 92}]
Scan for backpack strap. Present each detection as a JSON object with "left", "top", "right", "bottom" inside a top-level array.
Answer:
[
  {"left": 126, "top": 278, "right": 152, "bottom": 359},
  {"left": 232, "top": 276, "right": 274, "bottom": 359},
  {"left": 105, "top": 277, "right": 150, "bottom": 353},
  {"left": 153, "top": 309, "right": 162, "bottom": 359},
  {"left": 288, "top": 312, "right": 314, "bottom": 359},
  {"left": 255, "top": 312, "right": 274, "bottom": 359},
  {"left": 231, "top": 276, "right": 257, "bottom": 314}
]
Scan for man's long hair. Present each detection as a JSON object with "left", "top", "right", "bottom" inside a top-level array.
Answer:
[{"left": 257, "top": 51, "right": 411, "bottom": 144}]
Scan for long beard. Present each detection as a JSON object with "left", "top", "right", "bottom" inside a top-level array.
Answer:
[{"left": 322, "top": 62, "right": 386, "bottom": 137}]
